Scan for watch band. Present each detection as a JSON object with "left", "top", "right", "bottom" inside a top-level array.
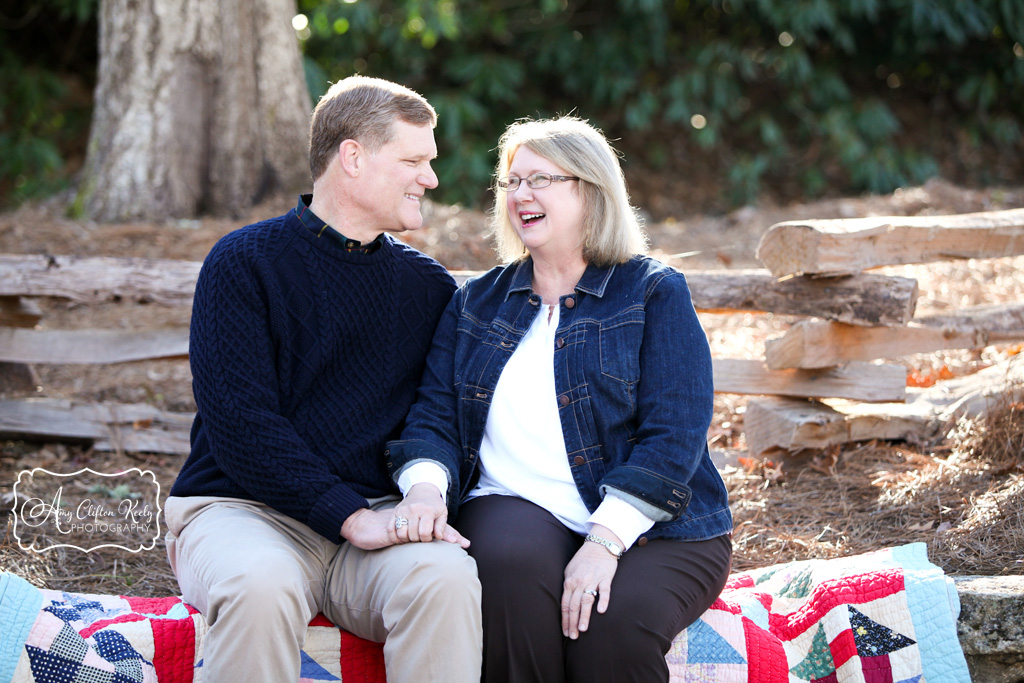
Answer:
[{"left": 585, "top": 533, "right": 623, "bottom": 559}]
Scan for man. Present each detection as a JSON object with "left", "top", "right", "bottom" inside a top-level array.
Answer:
[{"left": 165, "top": 76, "right": 481, "bottom": 683}]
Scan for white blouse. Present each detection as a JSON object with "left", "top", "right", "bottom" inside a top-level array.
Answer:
[{"left": 400, "top": 304, "right": 655, "bottom": 549}]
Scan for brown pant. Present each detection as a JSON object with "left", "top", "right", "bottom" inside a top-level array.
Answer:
[
  {"left": 165, "top": 495, "right": 482, "bottom": 683},
  {"left": 455, "top": 494, "right": 732, "bottom": 683}
]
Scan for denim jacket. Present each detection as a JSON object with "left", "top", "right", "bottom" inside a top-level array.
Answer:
[{"left": 386, "top": 255, "right": 732, "bottom": 542}]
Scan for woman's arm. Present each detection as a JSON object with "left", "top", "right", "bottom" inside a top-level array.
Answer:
[
  {"left": 598, "top": 269, "right": 715, "bottom": 520},
  {"left": 386, "top": 290, "right": 468, "bottom": 533}
]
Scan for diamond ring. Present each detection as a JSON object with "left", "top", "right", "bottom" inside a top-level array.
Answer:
[
  {"left": 395, "top": 516, "right": 409, "bottom": 530},
  {"left": 584, "top": 589, "right": 598, "bottom": 597}
]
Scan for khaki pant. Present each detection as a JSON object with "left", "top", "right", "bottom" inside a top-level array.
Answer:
[{"left": 165, "top": 495, "right": 482, "bottom": 683}]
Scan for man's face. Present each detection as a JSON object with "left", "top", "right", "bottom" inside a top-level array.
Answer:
[{"left": 356, "top": 121, "right": 439, "bottom": 235}]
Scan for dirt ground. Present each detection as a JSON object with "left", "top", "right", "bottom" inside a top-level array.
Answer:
[{"left": 1, "top": 176, "right": 1023, "bottom": 597}]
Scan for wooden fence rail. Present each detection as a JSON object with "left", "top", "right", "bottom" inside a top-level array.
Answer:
[{"left": 2, "top": 207, "right": 1023, "bottom": 455}]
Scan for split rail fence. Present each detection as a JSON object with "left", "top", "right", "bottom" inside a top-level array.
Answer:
[{"left": 1, "top": 207, "right": 1023, "bottom": 457}]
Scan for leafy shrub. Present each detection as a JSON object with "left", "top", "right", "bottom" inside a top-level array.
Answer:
[
  {"left": 297, "top": 0, "right": 1024, "bottom": 210},
  {"left": 0, "top": 0, "right": 96, "bottom": 208}
]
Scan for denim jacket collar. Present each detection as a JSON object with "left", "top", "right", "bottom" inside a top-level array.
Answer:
[{"left": 504, "top": 258, "right": 618, "bottom": 301}]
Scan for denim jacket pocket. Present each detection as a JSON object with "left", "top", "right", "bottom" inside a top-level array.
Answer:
[{"left": 599, "top": 307, "right": 645, "bottom": 384}]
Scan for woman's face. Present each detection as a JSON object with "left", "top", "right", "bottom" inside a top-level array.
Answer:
[{"left": 505, "top": 146, "right": 586, "bottom": 262}]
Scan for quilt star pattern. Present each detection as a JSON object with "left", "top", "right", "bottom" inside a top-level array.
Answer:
[{"left": 0, "top": 543, "right": 969, "bottom": 682}]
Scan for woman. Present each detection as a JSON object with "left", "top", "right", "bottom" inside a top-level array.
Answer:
[{"left": 387, "top": 116, "right": 732, "bottom": 683}]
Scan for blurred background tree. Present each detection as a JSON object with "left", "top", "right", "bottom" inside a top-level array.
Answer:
[
  {"left": 77, "top": 0, "right": 311, "bottom": 222},
  {"left": 3, "top": 0, "right": 1023, "bottom": 217}
]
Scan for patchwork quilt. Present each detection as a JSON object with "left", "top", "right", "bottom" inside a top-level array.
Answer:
[{"left": 0, "top": 543, "right": 970, "bottom": 682}]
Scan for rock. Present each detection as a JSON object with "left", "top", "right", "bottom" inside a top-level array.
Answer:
[{"left": 954, "top": 575, "right": 1024, "bottom": 683}]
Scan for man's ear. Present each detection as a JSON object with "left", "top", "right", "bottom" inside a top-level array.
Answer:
[{"left": 338, "top": 139, "right": 362, "bottom": 177}]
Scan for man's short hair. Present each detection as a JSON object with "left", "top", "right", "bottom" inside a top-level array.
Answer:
[{"left": 309, "top": 76, "right": 437, "bottom": 181}]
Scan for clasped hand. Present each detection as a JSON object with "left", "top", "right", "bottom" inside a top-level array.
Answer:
[{"left": 340, "top": 483, "right": 469, "bottom": 550}]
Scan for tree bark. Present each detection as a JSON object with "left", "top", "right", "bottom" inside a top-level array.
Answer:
[{"left": 78, "top": 0, "right": 312, "bottom": 222}]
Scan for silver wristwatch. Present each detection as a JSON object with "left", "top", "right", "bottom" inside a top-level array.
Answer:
[{"left": 585, "top": 534, "right": 623, "bottom": 559}]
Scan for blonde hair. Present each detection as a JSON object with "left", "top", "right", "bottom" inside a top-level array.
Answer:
[
  {"left": 491, "top": 116, "right": 647, "bottom": 266},
  {"left": 309, "top": 76, "right": 436, "bottom": 181}
]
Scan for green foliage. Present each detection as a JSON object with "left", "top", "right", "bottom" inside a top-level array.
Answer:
[
  {"left": 297, "top": 0, "right": 1024, "bottom": 209},
  {"left": 3, "top": 0, "right": 1022, "bottom": 211},
  {"left": 0, "top": 52, "right": 69, "bottom": 205},
  {"left": 0, "top": 0, "right": 97, "bottom": 208}
]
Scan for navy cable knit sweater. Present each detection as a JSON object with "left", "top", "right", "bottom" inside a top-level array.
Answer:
[{"left": 169, "top": 203, "right": 456, "bottom": 542}]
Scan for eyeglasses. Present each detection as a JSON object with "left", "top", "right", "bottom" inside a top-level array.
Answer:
[{"left": 496, "top": 173, "right": 580, "bottom": 192}]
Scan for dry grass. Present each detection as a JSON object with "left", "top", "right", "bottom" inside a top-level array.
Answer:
[
  {"left": 1, "top": 443, "right": 182, "bottom": 596},
  {"left": 726, "top": 394, "right": 1024, "bottom": 575}
]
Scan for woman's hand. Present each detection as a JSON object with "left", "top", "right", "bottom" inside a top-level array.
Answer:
[
  {"left": 561, "top": 526, "right": 622, "bottom": 639},
  {"left": 392, "top": 483, "right": 470, "bottom": 548}
]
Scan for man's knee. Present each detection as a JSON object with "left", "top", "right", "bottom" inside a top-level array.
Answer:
[
  {"left": 204, "top": 556, "right": 313, "bottom": 628},
  {"left": 406, "top": 542, "right": 480, "bottom": 595}
]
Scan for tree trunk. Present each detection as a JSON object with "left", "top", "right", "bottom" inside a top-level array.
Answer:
[{"left": 78, "top": 0, "right": 312, "bottom": 222}]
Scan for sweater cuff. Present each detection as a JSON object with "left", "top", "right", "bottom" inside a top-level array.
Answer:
[
  {"left": 587, "top": 494, "right": 656, "bottom": 550},
  {"left": 306, "top": 484, "right": 370, "bottom": 542}
]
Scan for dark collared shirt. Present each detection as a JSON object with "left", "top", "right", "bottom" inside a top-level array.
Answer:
[{"left": 295, "top": 193, "right": 384, "bottom": 254}]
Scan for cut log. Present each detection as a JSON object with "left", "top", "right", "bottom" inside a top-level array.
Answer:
[
  {"left": 0, "top": 296, "right": 42, "bottom": 328},
  {"left": 744, "top": 357, "right": 1024, "bottom": 455},
  {"left": 0, "top": 254, "right": 201, "bottom": 305},
  {"left": 765, "top": 303, "right": 1024, "bottom": 369},
  {"left": 756, "top": 208, "right": 1024, "bottom": 277},
  {"left": 712, "top": 359, "right": 907, "bottom": 402},
  {"left": 0, "top": 398, "right": 194, "bottom": 454},
  {"left": 686, "top": 270, "right": 919, "bottom": 326},
  {"left": 918, "top": 301, "right": 1024, "bottom": 331},
  {"left": 0, "top": 327, "right": 189, "bottom": 364},
  {"left": 744, "top": 397, "right": 932, "bottom": 457}
]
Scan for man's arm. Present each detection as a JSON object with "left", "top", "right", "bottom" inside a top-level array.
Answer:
[{"left": 189, "top": 238, "right": 369, "bottom": 540}]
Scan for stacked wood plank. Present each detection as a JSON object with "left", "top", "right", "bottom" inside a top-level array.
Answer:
[
  {"left": 0, "top": 255, "right": 917, "bottom": 397},
  {"left": 1, "top": 206, "right": 1022, "bottom": 455},
  {"left": 746, "top": 208, "right": 1024, "bottom": 456}
]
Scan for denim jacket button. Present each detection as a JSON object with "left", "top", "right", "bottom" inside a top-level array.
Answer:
[
  {"left": 573, "top": 455, "right": 585, "bottom": 466},
  {"left": 637, "top": 536, "right": 648, "bottom": 547},
  {"left": 564, "top": 297, "right": 575, "bottom": 309},
  {"left": 555, "top": 337, "right": 565, "bottom": 349},
  {"left": 558, "top": 394, "right": 570, "bottom": 406}
]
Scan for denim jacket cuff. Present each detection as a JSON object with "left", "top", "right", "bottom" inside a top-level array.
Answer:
[
  {"left": 600, "top": 486, "right": 674, "bottom": 523},
  {"left": 385, "top": 440, "right": 455, "bottom": 497},
  {"left": 599, "top": 466, "right": 692, "bottom": 520}
]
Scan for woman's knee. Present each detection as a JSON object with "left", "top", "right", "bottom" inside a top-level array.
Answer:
[{"left": 565, "top": 615, "right": 670, "bottom": 683}]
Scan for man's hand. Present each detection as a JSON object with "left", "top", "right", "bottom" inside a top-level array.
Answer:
[
  {"left": 393, "top": 483, "right": 470, "bottom": 548},
  {"left": 340, "top": 507, "right": 402, "bottom": 550}
]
